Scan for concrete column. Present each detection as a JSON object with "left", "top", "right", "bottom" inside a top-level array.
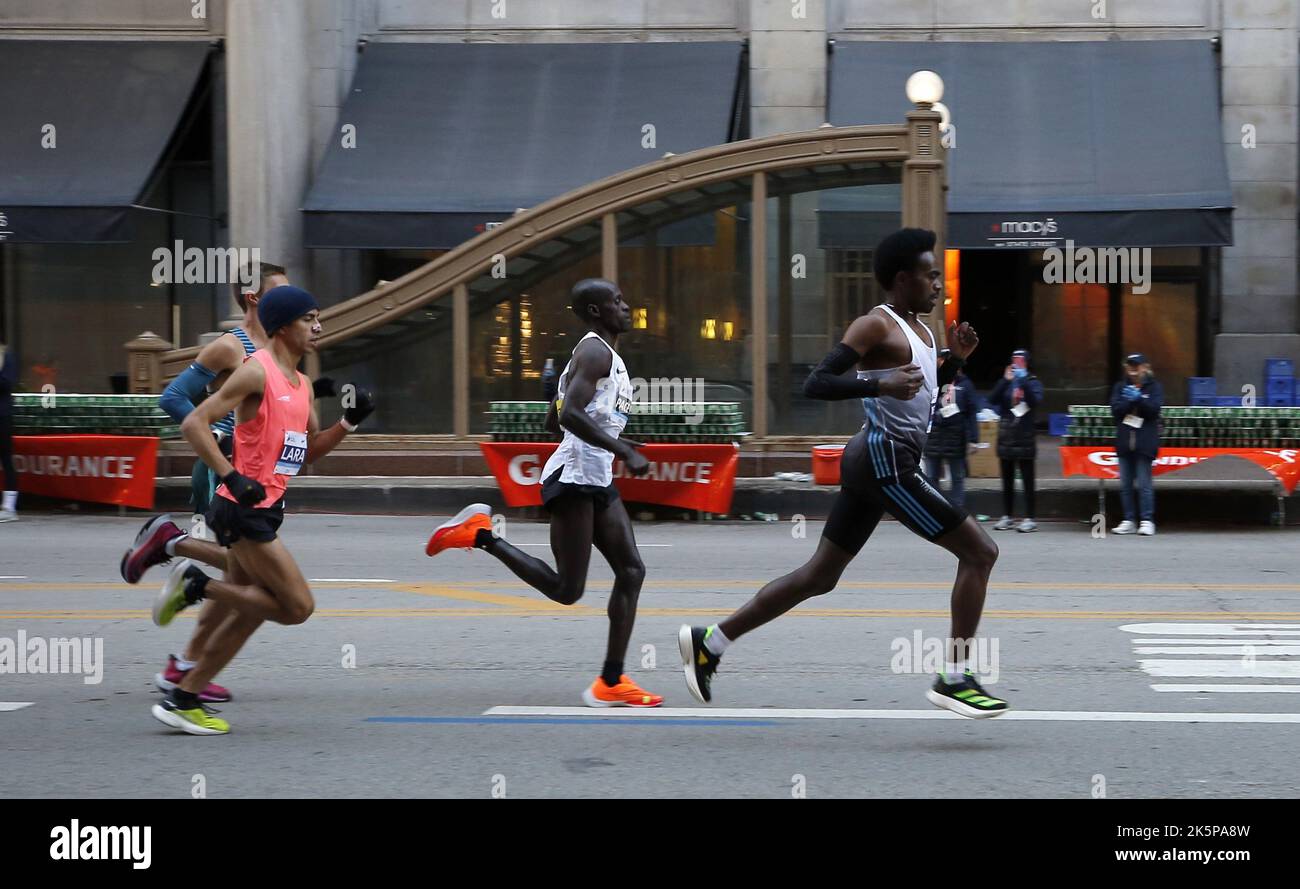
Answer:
[
  {"left": 1214, "top": 0, "right": 1300, "bottom": 384},
  {"left": 749, "top": 0, "right": 827, "bottom": 138},
  {"left": 224, "top": 0, "right": 319, "bottom": 318}
]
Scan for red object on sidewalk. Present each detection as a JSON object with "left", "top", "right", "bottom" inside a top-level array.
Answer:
[{"left": 811, "top": 444, "right": 845, "bottom": 486}]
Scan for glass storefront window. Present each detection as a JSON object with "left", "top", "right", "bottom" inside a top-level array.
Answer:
[
  {"left": 1122, "top": 281, "right": 1198, "bottom": 396},
  {"left": 1031, "top": 281, "right": 1111, "bottom": 409},
  {"left": 765, "top": 174, "right": 903, "bottom": 435},
  {"left": 468, "top": 221, "right": 604, "bottom": 432},
  {"left": 616, "top": 194, "right": 751, "bottom": 425}
]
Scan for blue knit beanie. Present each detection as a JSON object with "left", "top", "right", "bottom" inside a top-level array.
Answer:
[{"left": 258, "top": 285, "right": 319, "bottom": 335}]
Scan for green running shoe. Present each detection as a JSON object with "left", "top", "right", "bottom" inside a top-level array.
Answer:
[
  {"left": 678, "top": 625, "right": 721, "bottom": 703},
  {"left": 152, "top": 559, "right": 207, "bottom": 627},
  {"left": 151, "top": 699, "right": 230, "bottom": 735},
  {"left": 926, "top": 671, "right": 1009, "bottom": 719}
]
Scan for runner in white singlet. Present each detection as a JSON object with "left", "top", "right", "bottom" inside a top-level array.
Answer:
[{"left": 427, "top": 278, "right": 663, "bottom": 708}]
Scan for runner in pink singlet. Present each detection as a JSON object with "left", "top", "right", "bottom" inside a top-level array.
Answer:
[{"left": 146, "top": 285, "right": 376, "bottom": 736}]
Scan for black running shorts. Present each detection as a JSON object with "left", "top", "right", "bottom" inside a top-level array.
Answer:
[
  {"left": 822, "top": 427, "right": 968, "bottom": 554},
  {"left": 540, "top": 467, "right": 620, "bottom": 513},
  {"left": 207, "top": 494, "right": 285, "bottom": 546}
]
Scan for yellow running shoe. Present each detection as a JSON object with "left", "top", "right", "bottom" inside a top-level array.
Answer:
[
  {"left": 425, "top": 503, "right": 493, "bottom": 556},
  {"left": 151, "top": 699, "right": 230, "bottom": 735},
  {"left": 582, "top": 675, "right": 664, "bottom": 708}
]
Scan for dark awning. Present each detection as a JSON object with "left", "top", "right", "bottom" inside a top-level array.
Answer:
[
  {"left": 0, "top": 40, "right": 210, "bottom": 243},
  {"left": 303, "top": 41, "right": 744, "bottom": 249},
  {"left": 828, "top": 40, "right": 1233, "bottom": 248}
]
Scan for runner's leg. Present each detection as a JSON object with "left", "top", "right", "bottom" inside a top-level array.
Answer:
[
  {"left": 590, "top": 497, "right": 645, "bottom": 675},
  {"left": 479, "top": 494, "right": 594, "bottom": 605}
]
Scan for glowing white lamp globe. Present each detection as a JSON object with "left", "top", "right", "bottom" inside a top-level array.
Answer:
[{"left": 905, "top": 70, "right": 944, "bottom": 107}]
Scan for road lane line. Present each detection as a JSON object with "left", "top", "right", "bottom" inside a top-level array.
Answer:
[
  {"left": 483, "top": 706, "right": 1300, "bottom": 724},
  {"left": 1150, "top": 684, "right": 1300, "bottom": 693}
]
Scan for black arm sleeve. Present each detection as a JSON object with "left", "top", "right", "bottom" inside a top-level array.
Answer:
[
  {"left": 803, "top": 343, "right": 880, "bottom": 401},
  {"left": 936, "top": 355, "right": 965, "bottom": 387}
]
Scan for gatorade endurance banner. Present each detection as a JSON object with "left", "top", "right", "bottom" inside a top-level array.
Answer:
[
  {"left": 1059, "top": 446, "right": 1300, "bottom": 494},
  {"left": 13, "top": 435, "right": 159, "bottom": 509},
  {"left": 480, "top": 442, "right": 739, "bottom": 513}
]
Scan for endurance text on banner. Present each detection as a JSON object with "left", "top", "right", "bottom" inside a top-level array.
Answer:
[{"left": 13, "top": 435, "right": 159, "bottom": 509}]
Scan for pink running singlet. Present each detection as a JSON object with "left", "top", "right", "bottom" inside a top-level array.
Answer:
[{"left": 215, "top": 349, "right": 311, "bottom": 509}]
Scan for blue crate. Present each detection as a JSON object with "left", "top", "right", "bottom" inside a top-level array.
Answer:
[
  {"left": 1048, "top": 413, "right": 1070, "bottom": 436},
  {"left": 1213, "top": 396, "right": 1240, "bottom": 407},
  {"left": 1266, "top": 377, "right": 1295, "bottom": 398},
  {"left": 1191, "top": 395, "right": 1217, "bottom": 406},
  {"left": 1266, "top": 395, "right": 1292, "bottom": 407},
  {"left": 1265, "top": 359, "right": 1294, "bottom": 378},
  {"left": 1187, "top": 376, "right": 1216, "bottom": 397}
]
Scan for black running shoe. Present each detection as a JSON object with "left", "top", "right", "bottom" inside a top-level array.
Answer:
[
  {"left": 678, "top": 625, "right": 721, "bottom": 703},
  {"left": 925, "top": 671, "right": 1009, "bottom": 719}
]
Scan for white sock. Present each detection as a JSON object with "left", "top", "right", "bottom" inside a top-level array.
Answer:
[
  {"left": 703, "top": 625, "right": 731, "bottom": 656},
  {"left": 175, "top": 655, "right": 197, "bottom": 672},
  {"left": 164, "top": 533, "right": 189, "bottom": 557},
  {"left": 944, "top": 660, "right": 967, "bottom": 682},
  {"left": 2, "top": 491, "right": 15, "bottom": 512}
]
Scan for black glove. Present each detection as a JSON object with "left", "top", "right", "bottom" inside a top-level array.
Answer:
[
  {"left": 313, "top": 376, "right": 337, "bottom": 399},
  {"left": 342, "top": 385, "right": 376, "bottom": 429},
  {"left": 222, "top": 470, "right": 266, "bottom": 507}
]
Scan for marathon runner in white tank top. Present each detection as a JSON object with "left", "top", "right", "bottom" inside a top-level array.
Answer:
[
  {"left": 427, "top": 278, "right": 664, "bottom": 709},
  {"left": 540, "top": 330, "right": 634, "bottom": 488},
  {"left": 678, "top": 228, "right": 1011, "bottom": 720},
  {"left": 858, "top": 302, "right": 939, "bottom": 460}
]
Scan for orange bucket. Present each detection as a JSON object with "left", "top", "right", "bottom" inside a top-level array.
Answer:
[{"left": 811, "top": 444, "right": 845, "bottom": 486}]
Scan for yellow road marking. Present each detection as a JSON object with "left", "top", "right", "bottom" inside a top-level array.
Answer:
[
  {"left": 5, "top": 608, "right": 1300, "bottom": 621},
  {"left": 7, "top": 580, "right": 1300, "bottom": 592},
  {"left": 392, "top": 582, "right": 568, "bottom": 610}
]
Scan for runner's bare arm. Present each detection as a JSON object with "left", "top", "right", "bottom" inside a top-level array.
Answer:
[
  {"left": 558, "top": 340, "right": 636, "bottom": 461},
  {"left": 804, "top": 312, "right": 921, "bottom": 400},
  {"left": 181, "top": 358, "right": 264, "bottom": 478},
  {"left": 544, "top": 397, "right": 560, "bottom": 435},
  {"left": 306, "top": 388, "right": 349, "bottom": 463}
]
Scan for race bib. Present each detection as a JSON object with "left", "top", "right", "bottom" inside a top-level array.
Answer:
[
  {"left": 1123, "top": 414, "right": 1144, "bottom": 428},
  {"left": 1011, "top": 402, "right": 1030, "bottom": 418},
  {"left": 940, "top": 403, "right": 960, "bottom": 418},
  {"left": 275, "top": 430, "right": 307, "bottom": 476}
]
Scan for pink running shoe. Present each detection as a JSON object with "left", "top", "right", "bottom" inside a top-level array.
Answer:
[
  {"left": 154, "top": 654, "right": 232, "bottom": 704},
  {"left": 120, "top": 514, "right": 186, "bottom": 584}
]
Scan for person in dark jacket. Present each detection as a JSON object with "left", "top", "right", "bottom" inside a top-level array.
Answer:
[
  {"left": 988, "top": 348, "right": 1043, "bottom": 532},
  {"left": 1109, "top": 353, "right": 1163, "bottom": 536},
  {"left": 924, "top": 349, "right": 979, "bottom": 509},
  {"left": 0, "top": 341, "right": 18, "bottom": 522}
]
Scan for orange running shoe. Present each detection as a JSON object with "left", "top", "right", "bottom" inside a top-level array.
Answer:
[
  {"left": 582, "top": 675, "right": 664, "bottom": 708},
  {"left": 425, "top": 503, "right": 493, "bottom": 556}
]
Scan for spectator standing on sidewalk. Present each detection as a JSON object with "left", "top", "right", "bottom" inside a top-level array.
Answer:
[
  {"left": 924, "top": 349, "right": 980, "bottom": 509},
  {"left": 989, "top": 348, "right": 1043, "bottom": 533},
  {"left": 1109, "top": 353, "right": 1163, "bottom": 536}
]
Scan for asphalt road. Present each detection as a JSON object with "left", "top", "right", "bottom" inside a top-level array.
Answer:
[{"left": 2, "top": 511, "right": 1299, "bottom": 798}]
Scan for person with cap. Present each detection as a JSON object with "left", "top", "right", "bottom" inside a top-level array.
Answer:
[
  {"left": 989, "top": 348, "right": 1043, "bottom": 532},
  {"left": 923, "top": 348, "right": 980, "bottom": 509},
  {"left": 1109, "top": 353, "right": 1163, "bottom": 536},
  {"left": 147, "top": 285, "right": 375, "bottom": 735}
]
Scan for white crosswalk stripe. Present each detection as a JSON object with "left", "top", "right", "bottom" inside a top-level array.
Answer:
[{"left": 1121, "top": 622, "right": 1300, "bottom": 694}]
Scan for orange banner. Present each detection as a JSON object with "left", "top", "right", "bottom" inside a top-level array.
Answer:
[
  {"left": 1059, "top": 446, "right": 1300, "bottom": 495},
  {"left": 480, "top": 442, "right": 739, "bottom": 513},
  {"left": 13, "top": 436, "right": 160, "bottom": 509}
]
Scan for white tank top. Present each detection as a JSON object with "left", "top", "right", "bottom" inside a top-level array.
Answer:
[
  {"left": 856, "top": 303, "right": 938, "bottom": 455},
  {"left": 541, "top": 331, "right": 633, "bottom": 487}
]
